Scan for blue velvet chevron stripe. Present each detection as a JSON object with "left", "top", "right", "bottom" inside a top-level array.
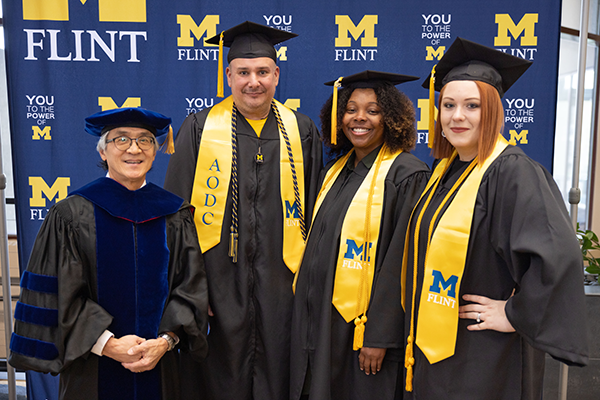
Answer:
[
  {"left": 20, "top": 271, "right": 58, "bottom": 294},
  {"left": 95, "top": 206, "right": 168, "bottom": 400},
  {"left": 14, "top": 302, "right": 58, "bottom": 327},
  {"left": 10, "top": 333, "right": 58, "bottom": 360}
]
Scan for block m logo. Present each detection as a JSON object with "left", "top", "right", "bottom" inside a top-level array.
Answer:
[
  {"left": 32, "top": 126, "right": 52, "bottom": 140},
  {"left": 494, "top": 14, "right": 538, "bottom": 47},
  {"left": 285, "top": 200, "right": 300, "bottom": 219},
  {"left": 426, "top": 46, "right": 445, "bottom": 61},
  {"left": 335, "top": 15, "right": 378, "bottom": 47},
  {"left": 29, "top": 177, "right": 70, "bottom": 207},
  {"left": 417, "top": 99, "right": 437, "bottom": 131},
  {"left": 98, "top": 97, "right": 141, "bottom": 111},
  {"left": 343, "top": 239, "right": 372, "bottom": 262},
  {"left": 429, "top": 270, "right": 458, "bottom": 299},
  {"left": 508, "top": 129, "right": 529, "bottom": 145},
  {"left": 177, "top": 15, "right": 220, "bottom": 47},
  {"left": 23, "top": 0, "right": 147, "bottom": 22}
]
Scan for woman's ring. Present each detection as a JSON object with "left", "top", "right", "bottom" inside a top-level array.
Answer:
[{"left": 476, "top": 313, "right": 481, "bottom": 323}]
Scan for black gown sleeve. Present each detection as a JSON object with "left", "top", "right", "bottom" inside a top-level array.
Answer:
[
  {"left": 9, "top": 198, "right": 113, "bottom": 374},
  {"left": 363, "top": 161, "right": 430, "bottom": 349},
  {"left": 164, "top": 112, "right": 207, "bottom": 201},
  {"left": 485, "top": 152, "right": 588, "bottom": 366},
  {"left": 296, "top": 113, "right": 323, "bottom": 222},
  {"left": 160, "top": 205, "right": 209, "bottom": 361}
]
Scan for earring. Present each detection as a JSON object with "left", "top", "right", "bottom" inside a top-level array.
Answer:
[{"left": 441, "top": 131, "right": 446, "bottom": 138}]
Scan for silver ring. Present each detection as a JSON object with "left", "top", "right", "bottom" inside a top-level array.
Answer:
[{"left": 476, "top": 313, "right": 481, "bottom": 323}]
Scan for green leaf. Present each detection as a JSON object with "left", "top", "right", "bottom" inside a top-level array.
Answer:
[{"left": 585, "top": 264, "right": 600, "bottom": 275}]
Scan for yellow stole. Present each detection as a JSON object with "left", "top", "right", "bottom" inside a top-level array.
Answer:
[
  {"left": 303, "top": 145, "right": 402, "bottom": 349},
  {"left": 190, "top": 96, "right": 306, "bottom": 273},
  {"left": 402, "top": 136, "right": 508, "bottom": 391}
]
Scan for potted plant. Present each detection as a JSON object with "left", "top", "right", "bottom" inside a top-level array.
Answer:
[{"left": 577, "top": 223, "right": 600, "bottom": 285}]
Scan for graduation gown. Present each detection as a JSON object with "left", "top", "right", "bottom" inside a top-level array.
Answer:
[
  {"left": 290, "top": 147, "right": 430, "bottom": 400},
  {"left": 164, "top": 104, "right": 322, "bottom": 400},
  {"left": 9, "top": 178, "right": 209, "bottom": 400},
  {"left": 401, "top": 146, "right": 589, "bottom": 400}
]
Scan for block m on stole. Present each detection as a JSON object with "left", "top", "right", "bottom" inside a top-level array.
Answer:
[
  {"left": 285, "top": 200, "right": 301, "bottom": 226},
  {"left": 342, "top": 239, "right": 373, "bottom": 269},
  {"left": 428, "top": 270, "right": 458, "bottom": 308}
]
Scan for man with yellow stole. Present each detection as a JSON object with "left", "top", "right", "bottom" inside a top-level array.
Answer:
[{"left": 164, "top": 21, "right": 322, "bottom": 400}]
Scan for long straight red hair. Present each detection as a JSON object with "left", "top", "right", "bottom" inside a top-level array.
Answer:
[{"left": 431, "top": 80, "right": 504, "bottom": 162}]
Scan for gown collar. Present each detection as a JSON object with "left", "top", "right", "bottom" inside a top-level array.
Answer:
[{"left": 72, "top": 177, "right": 184, "bottom": 223}]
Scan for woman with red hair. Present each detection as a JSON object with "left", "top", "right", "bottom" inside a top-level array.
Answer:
[{"left": 400, "top": 37, "right": 589, "bottom": 400}]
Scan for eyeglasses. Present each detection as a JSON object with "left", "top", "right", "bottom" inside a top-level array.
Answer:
[{"left": 106, "top": 136, "right": 156, "bottom": 151}]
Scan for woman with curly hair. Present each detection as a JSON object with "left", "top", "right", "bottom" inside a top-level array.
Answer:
[{"left": 290, "top": 70, "right": 430, "bottom": 400}]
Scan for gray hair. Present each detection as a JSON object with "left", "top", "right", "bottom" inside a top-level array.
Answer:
[{"left": 96, "top": 131, "right": 110, "bottom": 153}]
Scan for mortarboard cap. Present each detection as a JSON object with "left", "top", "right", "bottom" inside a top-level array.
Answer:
[
  {"left": 325, "top": 70, "right": 419, "bottom": 89},
  {"left": 422, "top": 37, "right": 532, "bottom": 149},
  {"left": 326, "top": 70, "right": 419, "bottom": 144},
  {"left": 206, "top": 21, "right": 297, "bottom": 63},
  {"left": 206, "top": 21, "right": 298, "bottom": 97},
  {"left": 422, "top": 37, "right": 532, "bottom": 97},
  {"left": 85, "top": 107, "right": 175, "bottom": 154}
]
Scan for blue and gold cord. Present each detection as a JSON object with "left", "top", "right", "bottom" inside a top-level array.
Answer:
[
  {"left": 229, "top": 105, "right": 239, "bottom": 263},
  {"left": 272, "top": 100, "right": 307, "bottom": 241},
  {"left": 228, "top": 101, "right": 306, "bottom": 263}
]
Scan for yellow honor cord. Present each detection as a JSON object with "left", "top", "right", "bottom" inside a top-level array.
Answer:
[
  {"left": 293, "top": 149, "right": 354, "bottom": 295},
  {"left": 403, "top": 137, "right": 509, "bottom": 391},
  {"left": 331, "top": 77, "right": 343, "bottom": 145},
  {"left": 217, "top": 32, "right": 224, "bottom": 98},
  {"left": 428, "top": 65, "right": 437, "bottom": 149},
  {"left": 353, "top": 315, "right": 368, "bottom": 351},
  {"left": 403, "top": 157, "right": 451, "bottom": 391},
  {"left": 321, "top": 146, "right": 401, "bottom": 351}
]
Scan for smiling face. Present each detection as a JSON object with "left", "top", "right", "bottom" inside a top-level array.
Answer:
[
  {"left": 439, "top": 80, "right": 482, "bottom": 161},
  {"left": 226, "top": 57, "right": 280, "bottom": 120},
  {"left": 100, "top": 126, "right": 157, "bottom": 190},
  {"left": 341, "top": 88, "right": 385, "bottom": 163}
]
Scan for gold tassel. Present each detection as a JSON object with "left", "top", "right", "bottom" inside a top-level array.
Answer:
[
  {"left": 217, "top": 32, "right": 225, "bottom": 98},
  {"left": 405, "top": 334, "right": 415, "bottom": 391},
  {"left": 352, "top": 314, "right": 367, "bottom": 351},
  {"left": 160, "top": 125, "right": 175, "bottom": 154},
  {"left": 428, "top": 65, "right": 437, "bottom": 149},
  {"left": 331, "top": 77, "right": 343, "bottom": 145},
  {"left": 228, "top": 226, "right": 238, "bottom": 263}
]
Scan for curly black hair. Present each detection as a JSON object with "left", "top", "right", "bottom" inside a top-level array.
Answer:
[{"left": 319, "top": 84, "right": 417, "bottom": 158}]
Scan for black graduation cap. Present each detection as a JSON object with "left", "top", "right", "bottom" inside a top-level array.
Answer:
[
  {"left": 206, "top": 21, "right": 297, "bottom": 63},
  {"left": 326, "top": 70, "right": 419, "bottom": 144},
  {"left": 207, "top": 21, "right": 298, "bottom": 97},
  {"left": 324, "top": 70, "right": 419, "bottom": 89},
  {"left": 422, "top": 37, "right": 532, "bottom": 97},
  {"left": 85, "top": 107, "right": 174, "bottom": 154}
]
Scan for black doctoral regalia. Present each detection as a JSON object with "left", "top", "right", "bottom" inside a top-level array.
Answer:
[
  {"left": 401, "top": 146, "right": 589, "bottom": 400},
  {"left": 164, "top": 104, "right": 322, "bottom": 400},
  {"left": 9, "top": 178, "right": 209, "bottom": 400},
  {"left": 290, "top": 146, "right": 430, "bottom": 400}
]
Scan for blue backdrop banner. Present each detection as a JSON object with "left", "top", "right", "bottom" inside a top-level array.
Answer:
[{"left": 3, "top": 1, "right": 561, "bottom": 398}]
